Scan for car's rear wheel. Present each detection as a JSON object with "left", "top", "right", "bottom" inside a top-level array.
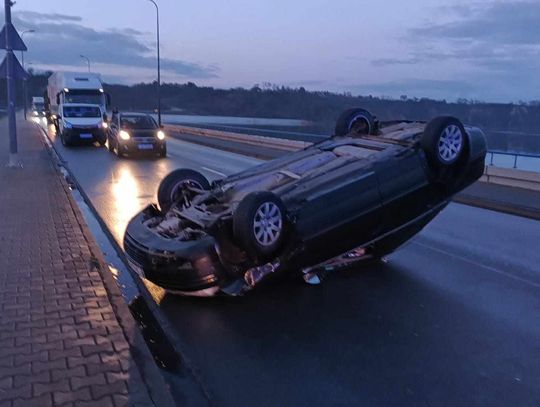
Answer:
[
  {"left": 421, "top": 116, "right": 468, "bottom": 183},
  {"left": 334, "top": 108, "right": 377, "bottom": 137},
  {"left": 157, "top": 169, "right": 211, "bottom": 213},
  {"left": 233, "top": 191, "right": 287, "bottom": 261}
]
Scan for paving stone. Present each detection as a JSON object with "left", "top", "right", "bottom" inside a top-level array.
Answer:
[{"left": 0, "top": 121, "right": 156, "bottom": 406}]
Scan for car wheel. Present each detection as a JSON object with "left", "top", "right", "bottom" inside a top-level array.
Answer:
[
  {"left": 233, "top": 191, "right": 287, "bottom": 261},
  {"left": 157, "top": 169, "right": 211, "bottom": 213},
  {"left": 334, "top": 108, "right": 377, "bottom": 137},
  {"left": 60, "top": 131, "right": 71, "bottom": 147},
  {"left": 97, "top": 136, "right": 107, "bottom": 147},
  {"left": 159, "top": 144, "right": 167, "bottom": 158},
  {"left": 420, "top": 116, "right": 468, "bottom": 183}
]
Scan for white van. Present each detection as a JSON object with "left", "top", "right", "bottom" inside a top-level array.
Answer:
[{"left": 57, "top": 103, "right": 108, "bottom": 147}]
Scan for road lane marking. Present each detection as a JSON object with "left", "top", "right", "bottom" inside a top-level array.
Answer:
[
  {"left": 202, "top": 166, "right": 227, "bottom": 177},
  {"left": 411, "top": 240, "right": 540, "bottom": 289}
]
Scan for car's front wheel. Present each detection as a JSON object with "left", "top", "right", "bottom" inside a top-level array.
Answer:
[
  {"left": 233, "top": 191, "right": 287, "bottom": 262},
  {"left": 157, "top": 169, "right": 211, "bottom": 212},
  {"left": 60, "top": 131, "right": 71, "bottom": 147},
  {"left": 421, "top": 116, "right": 468, "bottom": 183}
]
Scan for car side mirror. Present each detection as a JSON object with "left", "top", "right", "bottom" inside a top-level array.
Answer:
[{"left": 103, "top": 113, "right": 108, "bottom": 122}]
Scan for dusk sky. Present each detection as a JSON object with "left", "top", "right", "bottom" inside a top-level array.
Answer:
[{"left": 8, "top": 0, "right": 539, "bottom": 102}]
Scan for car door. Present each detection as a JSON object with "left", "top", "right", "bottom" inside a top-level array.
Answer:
[
  {"left": 375, "top": 148, "right": 431, "bottom": 233},
  {"left": 292, "top": 160, "right": 383, "bottom": 264}
]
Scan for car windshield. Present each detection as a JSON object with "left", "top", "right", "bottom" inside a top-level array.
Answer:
[
  {"left": 64, "top": 93, "right": 103, "bottom": 105},
  {"left": 33, "top": 103, "right": 44, "bottom": 110},
  {"left": 120, "top": 115, "right": 157, "bottom": 130},
  {"left": 63, "top": 106, "right": 101, "bottom": 118}
]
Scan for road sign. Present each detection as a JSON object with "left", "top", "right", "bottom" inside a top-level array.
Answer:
[
  {"left": 0, "top": 23, "right": 27, "bottom": 51},
  {"left": 0, "top": 52, "right": 28, "bottom": 79}
]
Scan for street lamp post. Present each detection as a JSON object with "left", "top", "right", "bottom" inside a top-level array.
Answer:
[
  {"left": 21, "top": 29, "right": 35, "bottom": 120},
  {"left": 80, "top": 54, "right": 91, "bottom": 72},
  {"left": 146, "top": 0, "right": 161, "bottom": 126}
]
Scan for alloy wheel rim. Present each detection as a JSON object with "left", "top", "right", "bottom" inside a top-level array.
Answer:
[
  {"left": 438, "top": 124, "right": 463, "bottom": 163},
  {"left": 253, "top": 202, "right": 282, "bottom": 246}
]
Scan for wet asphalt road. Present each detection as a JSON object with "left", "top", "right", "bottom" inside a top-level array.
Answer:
[{"left": 42, "top": 122, "right": 540, "bottom": 407}]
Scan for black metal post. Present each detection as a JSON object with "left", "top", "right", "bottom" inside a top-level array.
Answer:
[
  {"left": 148, "top": 0, "right": 161, "bottom": 126},
  {"left": 5, "top": 0, "right": 18, "bottom": 166}
]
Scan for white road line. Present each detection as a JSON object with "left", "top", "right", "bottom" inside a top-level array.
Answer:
[
  {"left": 201, "top": 166, "right": 227, "bottom": 177},
  {"left": 411, "top": 240, "right": 540, "bottom": 289}
]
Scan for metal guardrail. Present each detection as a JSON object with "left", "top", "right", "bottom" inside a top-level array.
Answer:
[{"left": 487, "top": 150, "right": 540, "bottom": 172}]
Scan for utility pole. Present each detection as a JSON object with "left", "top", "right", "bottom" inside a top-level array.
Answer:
[
  {"left": 147, "top": 0, "right": 161, "bottom": 126},
  {"left": 21, "top": 29, "right": 35, "bottom": 120},
  {"left": 80, "top": 54, "right": 90, "bottom": 72},
  {"left": 1, "top": 0, "right": 28, "bottom": 167},
  {"left": 4, "top": 1, "right": 18, "bottom": 166}
]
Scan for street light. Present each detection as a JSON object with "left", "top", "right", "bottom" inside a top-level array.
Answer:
[
  {"left": 146, "top": 0, "right": 161, "bottom": 126},
  {"left": 21, "top": 29, "right": 35, "bottom": 120},
  {"left": 80, "top": 54, "right": 91, "bottom": 72}
]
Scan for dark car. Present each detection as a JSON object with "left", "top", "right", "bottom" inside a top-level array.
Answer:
[
  {"left": 107, "top": 112, "right": 167, "bottom": 157},
  {"left": 124, "top": 108, "right": 487, "bottom": 296}
]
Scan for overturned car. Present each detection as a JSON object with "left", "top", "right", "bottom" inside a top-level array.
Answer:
[{"left": 124, "top": 108, "right": 487, "bottom": 296}]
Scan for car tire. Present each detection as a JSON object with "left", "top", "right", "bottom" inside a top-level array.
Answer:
[
  {"left": 157, "top": 169, "right": 211, "bottom": 213},
  {"left": 97, "top": 136, "right": 107, "bottom": 147},
  {"left": 60, "top": 131, "right": 71, "bottom": 147},
  {"left": 334, "top": 108, "right": 377, "bottom": 137},
  {"left": 114, "top": 141, "right": 125, "bottom": 158},
  {"left": 107, "top": 136, "right": 114, "bottom": 152},
  {"left": 159, "top": 145, "right": 167, "bottom": 158},
  {"left": 420, "top": 116, "right": 468, "bottom": 183},
  {"left": 233, "top": 191, "right": 287, "bottom": 261}
]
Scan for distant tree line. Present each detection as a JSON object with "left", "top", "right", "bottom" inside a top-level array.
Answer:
[{"left": 2, "top": 72, "right": 539, "bottom": 152}]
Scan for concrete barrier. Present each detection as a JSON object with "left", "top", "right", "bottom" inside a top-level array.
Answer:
[
  {"left": 165, "top": 124, "right": 540, "bottom": 191},
  {"left": 164, "top": 124, "right": 310, "bottom": 151},
  {"left": 481, "top": 166, "right": 540, "bottom": 191}
]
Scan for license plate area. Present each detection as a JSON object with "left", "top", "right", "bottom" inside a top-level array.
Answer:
[
  {"left": 79, "top": 133, "right": 93, "bottom": 139},
  {"left": 138, "top": 143, "right": 154, "bottom": 150}
]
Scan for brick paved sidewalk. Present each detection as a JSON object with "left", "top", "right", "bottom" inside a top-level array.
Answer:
[{"left": 0, "top": 119, "right": 164, "bottom": 406}]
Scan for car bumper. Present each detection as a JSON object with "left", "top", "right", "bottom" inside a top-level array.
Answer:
[
  {"left": 118, "top": 139, "right": 166, "bottom": 154},
  {"left": 123, "top": 205, "right": 227, "bottom": 292},
  {"left": 64, "top": 127, "right": 106, "bottom": 142}
]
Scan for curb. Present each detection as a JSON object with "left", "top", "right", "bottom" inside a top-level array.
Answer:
[
  {"left": 34, "top": 123, "right": 177, "bottom": 407},
  {"left": 453, "top": 193, "right": 540, "bottom": 221}
]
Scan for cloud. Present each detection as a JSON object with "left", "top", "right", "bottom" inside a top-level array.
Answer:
[
  {"left": 367, "top": 1, "right": 540, "bottom": 101},
  {"left": 411, "top": 1, "right": 540, "bottom": 46},
  {"left": 8, "top": 10, "right": 218, "bottom": 81},
  {"left": 375, "top": 1, "right": 540, "bottom": 68}
]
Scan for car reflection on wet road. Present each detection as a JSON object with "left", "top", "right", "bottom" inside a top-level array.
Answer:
[{"left": 41, "top": 122, "right": 540, "bottom": 407}]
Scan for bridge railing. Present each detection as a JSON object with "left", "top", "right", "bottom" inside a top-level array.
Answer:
[{"left": 487, "top": 150, "right": 540, "bottom": 173}]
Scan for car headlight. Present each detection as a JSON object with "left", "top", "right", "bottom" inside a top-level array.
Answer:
[
  {"left": 33, "top": 111, "right": 38, "bottom": 116},
  {"left": 64, "top": 121, "right": 73, "bottom": 129},
  {"left": 119, "top": 130, "right": 130, "bottom": 140},
  {"left": 156, "top": 130, "right": 166, "bottom": 140},
  {"left": 99, "top": 122, "right": 108, "bottom": 129}
]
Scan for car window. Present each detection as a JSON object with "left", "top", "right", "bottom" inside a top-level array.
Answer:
[
  {"left": 63, "top": 106, "right": 101, "bottom": 118},
  {"left": 120, "top": 116, "right": 157, "bottom": 130}
]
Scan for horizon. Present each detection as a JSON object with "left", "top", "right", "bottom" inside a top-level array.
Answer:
[{"left": 8, "top": 1, "right": 540, "bottom": 104}]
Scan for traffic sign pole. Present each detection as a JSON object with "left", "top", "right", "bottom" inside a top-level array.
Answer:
[{"left": 4, "top": 0, "right": 18, "bottom": 166}]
